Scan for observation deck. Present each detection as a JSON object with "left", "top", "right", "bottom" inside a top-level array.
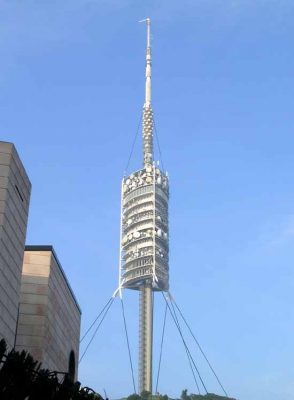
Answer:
[{"left": 120, "top": 164, "right": 169, "bottom": 291}]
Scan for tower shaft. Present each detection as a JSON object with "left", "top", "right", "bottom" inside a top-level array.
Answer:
[
  {"left": 139, "top": 18, "right": 153, "bottom": 394},
  {"left": 139, "top": 283, "right": 153, "bottom": 393}
]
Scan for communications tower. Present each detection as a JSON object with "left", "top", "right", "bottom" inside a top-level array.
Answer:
[{"left": 118, "top": 19, "right": 169, "bottom": 394}]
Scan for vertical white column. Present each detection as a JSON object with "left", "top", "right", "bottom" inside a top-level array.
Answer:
[{"left": 139, "top": 283, "right": 153, "bottom": 394}]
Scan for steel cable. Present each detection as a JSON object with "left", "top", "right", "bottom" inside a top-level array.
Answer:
[
  {"left": 161, "top": 293, "right": 207, "bottom": 394},
  {"left": 155, "top": 301, "right": 168, "bottom": 394},
  {"left": 171, "top": 296, "right": 228, "bottom": 397},
  {"left": 185, "top": 345, "right": 201, "bottom": 395},
  {"left": 168, "top": 296, "right": 204, "bottom": 395},
  {"left": 80, "top": 297, "right": 113, "bottom": 343},
  {"left": 124, "top": 114, "right": 142, "bottom": 175},
  {"left": 153, "top": 117, "right": 165, "bottom": 172},
  {"left": 79, "top": 297, "right": 115, "bottom": 364},
  {"left": 121, "top": 298, "right": 137, "bottom": 394}
]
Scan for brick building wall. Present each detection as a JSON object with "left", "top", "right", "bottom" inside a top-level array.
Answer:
[
  {"left": 0, "top": 141, "right": 31, "bottom": 347},
  {"left": 16, "top": 247, "right": 81, "bottom": 380}
]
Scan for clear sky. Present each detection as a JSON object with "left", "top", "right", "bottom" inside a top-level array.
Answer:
[{"left": 1, "top": 1, "right": 294, "bottom": 399}]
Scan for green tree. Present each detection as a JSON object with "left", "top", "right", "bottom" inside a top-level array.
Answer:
[
  {"left": 0, "top": 338, "right": 103, "bottom": 400},
  {"left": 141, "top": 390, "right": 152, "bottom": 400},
  {"left": 181, "top": 389, "right": 190, "bottom": 400},
  {"left": 152, "top": 392, "right": 168, "bottom": 400},
  {"left": 127, "top": 394, "right": 142, "bottom": 400}
]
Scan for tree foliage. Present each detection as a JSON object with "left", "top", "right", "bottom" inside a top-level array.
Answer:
[
  {"left": 127, "top": 394, "right": 142, "bottom": 400},
  {"left": 180, "top": 389, "right": 236, "bottom": 400},
  {"left": 127, "top": 390, "right": 236, "bottom": 400},
  {"left": 0, "top": 337, "right": 237, "bottom": 400},
  {"left": 127, "top": 391, "right": 169, "bottom": 400},
  {"left": 0, "top": 339, "right": 103, "bottom": 400}
]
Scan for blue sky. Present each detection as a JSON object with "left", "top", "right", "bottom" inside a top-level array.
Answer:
[{"left": 1, "top": 1, "right": 294, "bottom": 399}]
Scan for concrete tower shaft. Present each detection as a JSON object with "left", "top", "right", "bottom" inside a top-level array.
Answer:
[{"left": 139, "top": 283, "right": 153, "bottom": 392}]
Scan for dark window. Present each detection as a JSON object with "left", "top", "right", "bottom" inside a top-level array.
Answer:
[
  {"left": 14, "top": 185, "right": 24, "bottom": 202},
  {"left": 68, "top": 350, "right": 76, "bottom": 382}
]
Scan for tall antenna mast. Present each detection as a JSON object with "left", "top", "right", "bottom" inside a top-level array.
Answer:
[
  {"left": 140, "top": 18, "right": 154, "bottom": 167},
  {"left": 119, "top": 18, "right": 169, "bottom": 394},
  {"left": 144, "top": 18, "right": 152, "bottom": 107}
]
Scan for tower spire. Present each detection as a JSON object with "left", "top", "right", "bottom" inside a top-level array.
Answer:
[
  {"left": 141, "top": 18, "right": 153, "bottom": 167},
  {"left": 144, "top": 18, "right": 151, "bottom": 107},
  {"left": 120, "top": 20, "right": 169, "bottom": 395}
]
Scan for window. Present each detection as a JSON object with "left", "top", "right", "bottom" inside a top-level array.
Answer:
[{"left": 68, "top": 350, "right": 76, "bottom": 382}]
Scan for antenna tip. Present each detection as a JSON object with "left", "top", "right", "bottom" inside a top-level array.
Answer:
[{"left": 139, "top": 17, "right": 151, "bottom": 24}]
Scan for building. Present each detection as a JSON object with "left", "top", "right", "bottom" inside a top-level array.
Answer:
[
  {"left": 117, "top": 19, "right": 169, "bottom": 393},
  {"left": 0, "top": 141, "right": 81, "bottom": 379},
  {"left": 0, "top": 141, "right": 31, "bottom": 348},
  {"left": 0, "top": 141, "right": 81, "bottom": 378},
  {"left": 15, "top": 246, "right": 81, "bottom": 380}
]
